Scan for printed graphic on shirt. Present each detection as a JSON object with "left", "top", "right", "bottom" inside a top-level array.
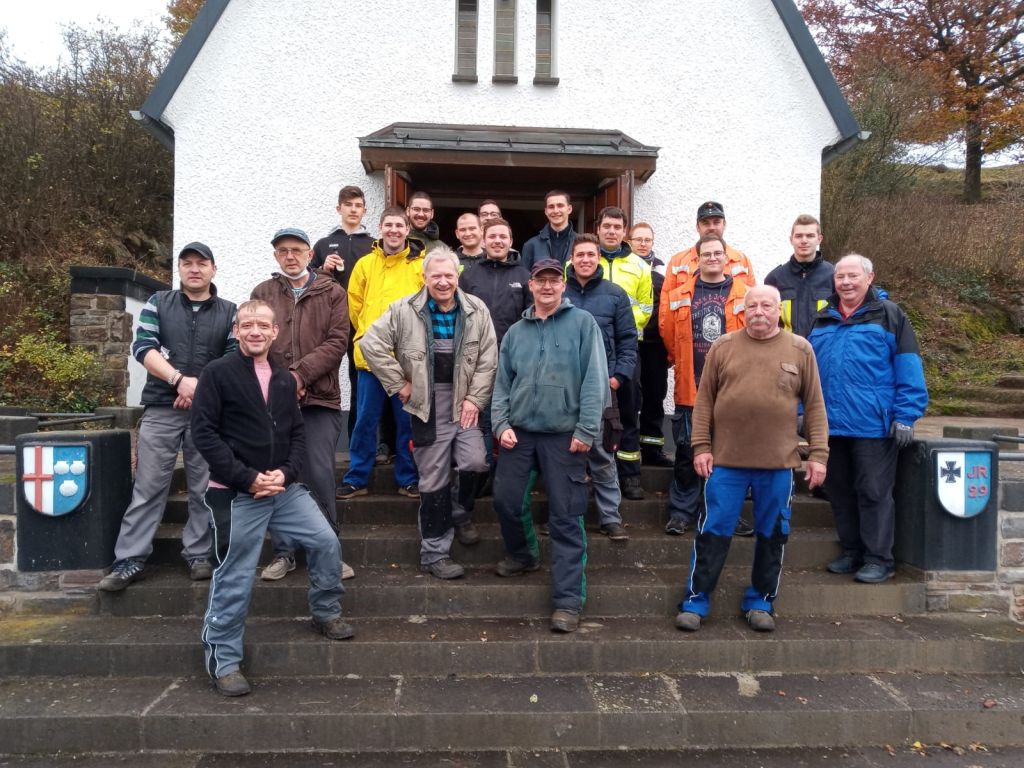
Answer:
[{"left": 691, "top": 278, "right": 732, "bottom": 387}]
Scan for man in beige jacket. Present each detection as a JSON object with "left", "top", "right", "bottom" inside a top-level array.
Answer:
[{"left": 360, "top": 246, "right": 498, "bottom": 578}]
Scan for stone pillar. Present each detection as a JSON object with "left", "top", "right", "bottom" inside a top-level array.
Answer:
[{"left": 69, "top": 267, "right": 169, "bottom": 406}]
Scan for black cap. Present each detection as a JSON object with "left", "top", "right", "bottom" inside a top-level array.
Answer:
[
  {"left": 696, "top": 201, "right": 725, "bottom": 221},
  {"left": 530, "top": 259, "right": 564, "bottom": 278},
  {"left": 178, "top": 242, "right": 214, "bottom": 263}
]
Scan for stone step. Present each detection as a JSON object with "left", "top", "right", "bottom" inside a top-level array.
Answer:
[
  {"left": 94, "top": 564, "right": 926, "bottom": 620},
  {"left": 0, "top": 671, "right": 1021, "bottom": 754},
  {"left": 150, "top": 522, "right": 842, "bottom": 570},
  {"left": 1, "top": 614, "right": 1018, "bottom": 679},
  {"left": 162, "top": 490, "right": 836, "bottom": 528}
]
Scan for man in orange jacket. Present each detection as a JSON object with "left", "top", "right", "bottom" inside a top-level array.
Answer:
[{"left": 659, "top": 233, "right": 748, "bottom": 535}]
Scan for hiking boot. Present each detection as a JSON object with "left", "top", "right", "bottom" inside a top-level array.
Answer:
[
  {"left": 98, "top": 559, "right": 145, "bottom": 592},
  {"left": 550, "top": 609, "right": 580, "bottom": 633},
  {"left": 260, "top": 556, "right": 296, "bottom": 581},
  {"left": 311, "top": 615, "right": 355, "bottom": 640},
  {"left": 734, "top": 517, "right": 755, "bottom": 537},
  {"left": 336, "top": 483, "right": 368, "bottom": 500},
  {"left": 665, "top": 518, "right": 690, "bottom": 536},
  {"left": 599, "top": 522, "right": 629, "bottom": 541},
  {"left": 398, "top": 484, "right": 420, "bottom": 498},
  {"left": 854, "top": 563, "right": 895, "bottom": 584},
  {"left": 214, "top": 670, "right": 251, "bottom": 697},
  {"left": 455, "top": 521, "right": 480, "bottom": 546},
  {"left": 189, "top": 558, "right": 213, "bottom": 581},
  {"left": 746, "top": 609, "right": 776, "bottom": 632},
  {"left": 621, "top": 476, "right": 645, "bottom": 500},
  {"left": 642, "top": 451, "right": 674, "bottom": 467},
  {"left": 827, "top": 555, "right": 863, "bottom": 575},
  {"left": 420, "top": 557, "right": 465, "bottom": 580},
  {"left": 375, "top": 442, "right": 393, "bottom": 465},
  {"left": 675, "top": 611, "right": 702, "bottom": 631},
  {"left": 494, "top": 557, "right": 540, "bottom": 577},
  {"left": 341, "top": 562, "right": 356, "bottom": 580}
]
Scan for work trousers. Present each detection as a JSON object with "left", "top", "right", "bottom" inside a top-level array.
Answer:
[
  {"left": 588, "top": 430, "right": 622, "bottom": 526},
  {"left": 271, "top": 405, "right": 342, "bottom": 558},
  {"left": 114, "top": 406, "right": 211, "bottom": 564},
  {"left": 413, "top": 384, "right": 488, "bottom": 565},
  {"left": 667, "top": 405, "right": 700, "bottom": 524},
  {"left": 615, "top": 363, "right": 642, "bottom": 478},
  {"left": 494, "top": 430, "right": 588, "bottom": 612},
  {"left": 824, "top": 436, "right": 899, "bottom": 568},
  {"left": 201, "top": 483, "right": 343, "bottom": 679},
  {"left": 638, "top": 341, "right": 669, "bottom": 454},
  {"left": 347, "top": 352, "right": 396, "bottom": 454},
  {"left": 343, "top": 371, "right": 416, "bottom": 488},
  {"left": 681, "top": 466, "right": 793, "bottom": 617}
]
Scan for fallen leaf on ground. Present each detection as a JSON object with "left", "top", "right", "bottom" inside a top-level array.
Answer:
[
  {"left": 982, "top": 697, "right": 998, "bottom": 709},
  {"left": 529, "top": 694, "right": 539, "bottom": 703}
]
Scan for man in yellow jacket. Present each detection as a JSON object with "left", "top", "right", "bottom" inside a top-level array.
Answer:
[{"left": 337, "top": 207, "right": 425, "bottom": 499}]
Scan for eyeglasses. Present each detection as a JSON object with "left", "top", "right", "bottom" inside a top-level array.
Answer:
[
  {"left": 408, "top": 207, "right": 432, "bottom": 214},
  {"left": 700, "top": 250, "right": 726, "bottom": 259},
  {"left": 275, "top": 247, "right": 308, "bottom": 257},
  {"left": 631, "top": 237, "right": 653, "bottom": 244},
  {"left": 531, "top": 276, "right": 563, "bottom": 286}
]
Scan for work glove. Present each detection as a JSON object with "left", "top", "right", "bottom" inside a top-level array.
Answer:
[{"left": 890, "top": 421, "right": 914, "bottom": 449}]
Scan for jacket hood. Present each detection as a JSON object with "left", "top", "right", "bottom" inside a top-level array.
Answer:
[
  {"left": 787, "top": 252, "right": 825, "bottom": 274},
  {"left": 600, "top": 242, "right": 634, "bottom": 260},
  {"left": 522, "top": 298, "right": 574, "bottom": 322},
  {"left": 539, "top": 222, "right": 575, "bottom": 241},
  {"left": 822, "top": 285, "right": 889, "bottom": 316},
  {"left": 566, "top": 264, "right": 605, "bottom": 291},
  {"left": 371, "top": 237, "right": 426, "bottom": 261},
  {"left": 412, "top": 221, "right": 440, "bottom": 241},
  {"left": 327, "top": 223, "right": 372, "bottom": 238},
  {"left": 266, "top": 270, "right": 336, "bottom": 297}
]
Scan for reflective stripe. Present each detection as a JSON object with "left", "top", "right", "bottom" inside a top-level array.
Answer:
[
  {"left": 639, "top": 303, "right": 654, "bottom": 313},
  {"left": 731, "top": 265, "right": 749, "bottom": 276},
  {"left": 639, "top": 436, "right": 665, "bottom": 445},
  {"left": 671, "top": 264, "right": 692, "bottom": 276},
  {"left": 670, "top": 298, "right": 691, "bottom": 310},
  {"left": 732, "top": 300, "right": 744, "bottom": 315},
  {"left": 616, "top": 450, "right": 642, "bottom": 461}
]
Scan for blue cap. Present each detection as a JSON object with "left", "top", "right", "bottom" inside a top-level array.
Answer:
[{"left": 271, "top": 227, "right": 311, "bottom": 247}]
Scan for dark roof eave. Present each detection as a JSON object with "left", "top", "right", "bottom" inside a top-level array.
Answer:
[
  {"left": 130, "top": 110, "right": 175, "bottom": 150},
  {"left": 771, "top": 0, "right": 862, "bottom": 167}
]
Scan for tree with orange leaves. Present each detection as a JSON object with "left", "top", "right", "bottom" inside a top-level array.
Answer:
[
  {"left": 800, "top": 1, "right": 1024, "bottom": 203},
  {"left": 165, "top": 0, "right": 205, "bottom": 43}
]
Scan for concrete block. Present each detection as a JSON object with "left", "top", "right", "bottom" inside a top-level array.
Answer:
[
  {"left": 0, "top": 416, "right": 39, "bottom": 444},
  {"left": 926, "top": 570, "right": 995, "bottom": 584},
  {"left": 943, "top": 425, "right": 1018, "bottom": 450},
  {"left": 947, "top": 592, "right": 1010, "bottom": 612}
]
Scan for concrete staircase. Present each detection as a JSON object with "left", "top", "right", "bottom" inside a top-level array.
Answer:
[{"left": 1, "top": 462, "right": 1022, "bottom": 763}]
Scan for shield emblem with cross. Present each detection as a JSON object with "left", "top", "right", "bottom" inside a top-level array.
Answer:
[
  {"left": 21, "top": 443, "right": 90, "bottom": 516},
  {"left": 935, "top": 450, "right": 991, "bottom": 519}
]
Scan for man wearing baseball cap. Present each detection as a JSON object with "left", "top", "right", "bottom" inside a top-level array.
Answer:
[
  {"left": 491, "top": 258, "right": 609, "bottom": 633},
  {"left": 99, "top": 242, "right": 238, "bottom": 591},
  {"left": 251, "top": 227, "right": 352, "bottom": 582}
]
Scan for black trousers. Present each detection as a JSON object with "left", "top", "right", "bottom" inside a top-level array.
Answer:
[
  {"left": 638, "top": 340, "right": 669, "bottom": 453},
  {"left": 824, "top": 436, "right": 899, "bottom": 567},
  {"left": 615, "top": 362, "right": 641, "bottom": 478}
]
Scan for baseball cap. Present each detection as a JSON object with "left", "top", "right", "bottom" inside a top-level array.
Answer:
[
  {"left": 696, "top": 201, "right": 725, "bottom": 221},
  {"left": 271, "top": 227, "right": 312, "bottom": 247},
  {"left": 530, "top": 259, "right": 564, "bottom": 278},
  {"left": 178, "top": 242, "right": 214, "bottom": 263}
]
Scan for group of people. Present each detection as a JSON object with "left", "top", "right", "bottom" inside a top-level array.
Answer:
[{"left": 96, "top": 185, "right": 928, "bottom": 696}]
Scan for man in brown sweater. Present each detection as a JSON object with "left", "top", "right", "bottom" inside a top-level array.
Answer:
[{"left": 676, "top": 285, "right": 828, "bottom": 633}]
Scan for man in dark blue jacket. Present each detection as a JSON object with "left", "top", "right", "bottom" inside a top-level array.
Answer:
[
  {"left": 565, "top": 234, "right": 638, "bottom": 540},
  {"left": 809, "top": 255, "right": 928, "bottom": 584},
  {"left": 521, "top": 190, "right": 576, "bottom": 269},
  {"left": 765, "top": 214, "right": 833, "bottom": 339},
  {"left": 191, "top": 300, "right": 352, "bottom": 697}
]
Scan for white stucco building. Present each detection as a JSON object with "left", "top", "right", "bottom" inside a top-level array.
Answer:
[{"left": 135, "top": 0, "right": 861, "bottom": 304}]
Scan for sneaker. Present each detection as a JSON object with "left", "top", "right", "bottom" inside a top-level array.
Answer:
[
  {"left": 189, "top": 558, "right": 213, "bottom": 581},
  {"left": 494, "top": 557, "right": 541, "bottom": 577},
  {"left": 97, "top": 559, "right": 145, "bottom": 592},
  {"left": 336, "top": 483, "right": 368, "bottom": 500},
  {"left": 536, "top": 522, "right": 550, "bottom": 536},
  {"left": 455, "top": 522, "right": 480, "bottom": 546},
  {"left": 675, "top": 611, "right": 701, "bottom": 631},
  {"left": 746, "top": 609, "right": 776, "bottom": 632},
  {"left": 734, "top": 517, "right": 755, "bottom": 537},
  {"left": 664, "top": 518, "right": 690, "bottom": 536},
  {"left": 311, "top": 615, "right": 355, "bottom": 640},
  {"left": 642, "top": 451, "right": 674, "bottom": 467},
  {"left": 854, "top": 563, "right": 895, "bottom": 584},
  {"left": 375, "top": 442, "right": 393, "bottom": 465},
  {"left": 420, "top": 557, "right": 465, "bottom": 580},
  {"left": 599, "top": 522, "right": 629, "bottom": 541},
  {"left": 826, "top": 555, "right": 863, "bottom": 575},
  {"left": 550, "top": 609, "right": 580, "bottom": 633},
  {"left": 214, "top": 670, "right": 251, "bottom": 697},
  {"left": 341, "top": 562, "right": 356, "bottom": 580},
  {"left": 621, "top": 476, "right": 645, "bottom": 501},
  {"left": 398, "top": 484, "right": 420, "bottom": 498},
  {"left": 260, "top": 556, "right": 296, "bottom": 581}
]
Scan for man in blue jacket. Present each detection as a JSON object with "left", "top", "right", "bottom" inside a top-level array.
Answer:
[
  {"left": 564, "top": 234, "right": 638, "bottom": 541},
  {"left": 491, "top": 259, "right": 609, "bottom": 633},
  {"left": 521, "top": 190, "right": 576, "bottom": 269},
  {"left": 809, "top": 255, "right": 928, "bottom": 584}
]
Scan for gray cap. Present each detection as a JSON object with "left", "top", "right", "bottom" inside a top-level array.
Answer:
[
  {"left": 178, "top": 241, "right": 214, "bottom": 263},
  {"left": 271, "top": 227, "right": 311, "bottom": 247}
]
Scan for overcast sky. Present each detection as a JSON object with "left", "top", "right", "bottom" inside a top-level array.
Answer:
[{"left": 2, "top": 0, "right": 169, "bottom": 69}]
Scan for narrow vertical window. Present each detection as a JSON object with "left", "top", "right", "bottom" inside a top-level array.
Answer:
[
  {"left": 535, "top": 0, "right": 556, "bottom": 84},
  {"left": 453, "top": 0, "right": 478, "bottom": 82},
  {"left": 493, "top": 0, "right": 517, "bottom": 82}
]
